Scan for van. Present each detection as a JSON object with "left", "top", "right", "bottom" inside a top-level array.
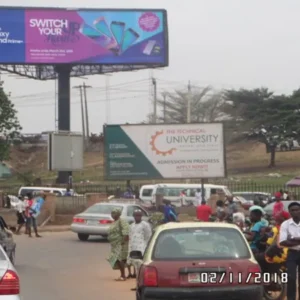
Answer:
[
  {"left": 139, "top": 185, "right": 154, "bottom": 202},
  {"left": 151, "top": 183, "right": 232, "bottom": 206},
  {"left": 18, "top": 186, "right": 74, "bottom": 197}
]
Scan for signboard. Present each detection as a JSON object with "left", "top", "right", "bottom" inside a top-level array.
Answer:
[
  {"left": 48, "top": 132, "right": 83, "bottom": 171},
  {"left": 0, "top": 8, "right": 168, "bottom": 65},
  {"left": 104, "top": 123, "right": 226, "bottom": 180}
]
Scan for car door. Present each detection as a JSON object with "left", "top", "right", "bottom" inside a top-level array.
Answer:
[{"left": 125, "top": 205, "right": 149, "bottom": 224}]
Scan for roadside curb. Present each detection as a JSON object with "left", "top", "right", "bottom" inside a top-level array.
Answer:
[{"left": 38, "top": 226, "right": 71, "bottom": 233}]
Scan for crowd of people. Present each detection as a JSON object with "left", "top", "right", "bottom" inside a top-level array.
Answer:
[
  {"left": 105, "top": 190, "right": 300, "bottom": 299},
  {"left": 14, "top": 191, "right": 46, "bottom": 238}
]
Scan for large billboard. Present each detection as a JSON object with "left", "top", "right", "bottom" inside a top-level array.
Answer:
[
  {"left": 0, "top": 7, "right": 168, "bottom": 65},
  {"left": 104, "top": 123, "right": 226, "bottom": 180}
]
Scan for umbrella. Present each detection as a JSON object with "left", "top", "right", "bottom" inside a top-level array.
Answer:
[{"left": 286, "top": 176, "right": 300, "bottom": 187}]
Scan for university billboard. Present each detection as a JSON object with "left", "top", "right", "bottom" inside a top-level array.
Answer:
[
  {"left": 104, "top": 123, "right": 226, "bottom": 180},
  {"left": 0, "top": 7, "right": 168, "bottom": 65}
]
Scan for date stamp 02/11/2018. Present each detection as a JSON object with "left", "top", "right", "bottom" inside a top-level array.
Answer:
[{"left": 187, "top": 272, "right": 288, "bottom": 284}]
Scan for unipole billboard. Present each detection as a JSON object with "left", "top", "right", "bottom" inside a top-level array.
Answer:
[
  {"left": 0, "top": 8, "right": 168, "bottom": 65},
  {"left": 104, "top": 123, "right": 226, "bottom": 180}
]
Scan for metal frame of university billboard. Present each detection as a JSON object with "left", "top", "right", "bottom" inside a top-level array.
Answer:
[
  {"left": 0, "top": 6, "right": 169, "bottom": 183},
  {"left": 103, "top": 123, "right": 227, "bottom": 180}
]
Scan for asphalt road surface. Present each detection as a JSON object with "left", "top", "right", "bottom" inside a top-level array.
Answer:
[{"left": 15, "top": 232, "right": 135, "bottom": 300}]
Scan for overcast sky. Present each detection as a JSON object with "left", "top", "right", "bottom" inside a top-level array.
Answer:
[{"left": 1, "top": 0, "right": 300, "bottom": 133}]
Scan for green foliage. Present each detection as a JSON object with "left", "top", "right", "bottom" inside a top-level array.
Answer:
[{"left": 0, "top": 85, "right": 22, "bottom": 161}]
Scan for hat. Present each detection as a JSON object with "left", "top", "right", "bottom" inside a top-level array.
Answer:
[
  {"left": 274, "top": 192, "right": 282, "bottom": 199},
  {"left": 281, "top": 211, "right": 290, "bottom": 219}
]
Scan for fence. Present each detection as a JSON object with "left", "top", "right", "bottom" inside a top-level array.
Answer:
[
  {"left": 55, "top": 196, "right": 87, "bottom": 214},
  {"left": 0, "top": 181, "right": 299, "bottom": 198}
]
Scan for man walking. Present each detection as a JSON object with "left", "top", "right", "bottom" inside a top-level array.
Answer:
[
  {"left": 128, "top": 209, "right": 152, "bottom": 291},
  {"left": 279, "top": 202, "right": 300, "bottom": 300},
  {"left": 28, "top": 192, "right": 46, "bottom": 238}
]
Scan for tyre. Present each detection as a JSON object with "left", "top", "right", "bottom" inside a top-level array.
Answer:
[
  {"left": 77, "top": 233, "right": 89, "bottom": 241},
  {"left": 263, "top": 271, "right": 287, "bottom": 300}
]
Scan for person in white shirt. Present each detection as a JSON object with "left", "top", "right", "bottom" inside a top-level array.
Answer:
[
  {"left": 279, "top": 202, "right": 300, "bottom": 300},
  {"left": 128, "top": 209, "right": 152, "bottom": 291},
  {"left": 195, "top": 188, "right": 202, "bottom": 206}
]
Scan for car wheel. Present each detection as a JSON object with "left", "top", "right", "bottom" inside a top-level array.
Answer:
[
  {"left": 9, "top": 250, "right": 15, "bottom": 265},
  {"left": 77, "top": 233, "right": 89, "bottom": 241}
]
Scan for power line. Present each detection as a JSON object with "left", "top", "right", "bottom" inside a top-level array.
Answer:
[{"left": 15, "top": 94, "right": 148, "bottom": 108}]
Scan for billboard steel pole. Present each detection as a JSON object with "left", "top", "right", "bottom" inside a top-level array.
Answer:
[{"left": 55, "top": 65, "right": 72, "bottom": 184}]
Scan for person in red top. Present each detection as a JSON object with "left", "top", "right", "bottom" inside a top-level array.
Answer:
[
  {"left": 196, "top": 200, "right": 212, "bottom": 222},
  {"left": 273, "top": 193, "right": 284, "bottom": 218}
]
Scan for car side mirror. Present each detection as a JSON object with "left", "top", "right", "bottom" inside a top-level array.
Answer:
[{"left": 130, "top": 250, "right": 143, "bottom": 260}]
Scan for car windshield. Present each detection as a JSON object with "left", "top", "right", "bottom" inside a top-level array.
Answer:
[
  {"left": 142, "top": 189, "right": 153, "bottom": 197},
  {"left": 153, "top": 227, "right": 251, "bottom": 260},
  {"left": 84, "top": 204, "right": 123, "bottom": 214}
]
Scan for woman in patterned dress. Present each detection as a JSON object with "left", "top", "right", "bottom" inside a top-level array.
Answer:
[{"left": 107, "top": 208, "right": 130, "bottom": 281}]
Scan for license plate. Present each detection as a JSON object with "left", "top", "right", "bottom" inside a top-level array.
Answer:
[
  {"left": 188, "top": 273, "right": 200, "bottom": 283},
  {"left": 86, "top": 220, "right": 98, "bottom": 225}
]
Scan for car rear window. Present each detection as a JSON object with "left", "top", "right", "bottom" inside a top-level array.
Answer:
[
  {"left": 152, "top": 227, "right": 251, "bottom": 260},
  {"left": 85, "top": 204, "right": 123, "bottom": 214}
]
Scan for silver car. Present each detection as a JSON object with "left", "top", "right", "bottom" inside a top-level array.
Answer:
[
  {"left": 0, "top": 245, "right": 20, "bottom": 299},
  {"left": 71, "top": 202, "right": 150, "bottom": 241}
]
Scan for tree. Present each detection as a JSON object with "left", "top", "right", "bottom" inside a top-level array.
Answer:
[
  {"left": 0, "top": 84, "right": 22, "bottom": 161},
  {"left": 157, "top": 87, "right": 225, "bottom": 123},
  {"left": 224, "top": 88, "right": 300, "bottom": 167}
]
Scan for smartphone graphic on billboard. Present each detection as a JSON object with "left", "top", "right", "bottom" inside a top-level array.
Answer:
[
  {"left": 121, "top": 28, "right": 140, "bottom": 53},
  {"left": 143, "top": 40, "right": 156, "bottom": 55},
  {"left": 93, "top": 17, "right": 113, "bottom": 39},
  {"left": 79, "top": 23, "right": 101, "bottom": 38},
  {"left": 110, "top": 21, "right": 125, "bottom": 47}
]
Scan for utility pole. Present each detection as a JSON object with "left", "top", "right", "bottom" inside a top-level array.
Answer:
[
  {"left": 83, "top": 82, "right": 91, "bottom": 147},
  {"left": 152, "top": 78, "right": 157, "bottom": 123},
  {"left": 187, "top": 80, "right": 192, "bottom": 123},
  {"left": 163, "top": 92, "right": 167, "bottom": 123},
  {"left": 105, "top": 75, "right": 112, "bottom": 124},
  {"left": 73, "top": 85, "right": 86, "bottom": 143}
]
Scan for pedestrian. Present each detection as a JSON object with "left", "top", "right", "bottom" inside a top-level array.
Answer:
[
  {"left": 195, "top": 188, "right": 202, "bottom": 206},
  {"left": 28, "top": 192, "right": 46, "bottom": 238},
  {"left": 24, "top": 193, "right": 34, "bottom": 235},
  {"left": 279, "top": 202, "right": 300, "bottom": 300},
  {"left": 273, "top": 193, "right": 284, "bottom": 218},
  {"left": 249, "top": 204, "right": 269, "bottom": 226},
  {"left": 196, "top": 200, "right": 212, "bottom": 222},
  {"left": 107, "top": 208, "right": 130, "bottom": 281},
  {"left": 215, "top": 200, "right": 227, "bottom": 222},
  {"left": 232, "top": 206, "right": 245, "bottom": 228},
  {"left": 127, "top": 209, "right": 152, "bottom": 291},
  {"left": 245, "top": 209, "right": 266, "bottom": 253},
  {"left": 162, "top": 200, "right": 177, "bottom": 223},
  {"left": 15, "top": 196, "right": 26, "bottom": 234},
  {"left": 226, "top": 196, "right": 237, "bottom": 217}
]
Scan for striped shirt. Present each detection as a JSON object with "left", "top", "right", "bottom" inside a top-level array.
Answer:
[{"left": 279, "top": 218, "right": 300, "bottom": 250}]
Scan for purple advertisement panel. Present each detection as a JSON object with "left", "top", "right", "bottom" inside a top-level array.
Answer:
[
  {"left": 0, "top": 8, "right": 168, "bottom": 65},
  {"left": 25, "top": 10, "right": 111, "bottom": 63}
]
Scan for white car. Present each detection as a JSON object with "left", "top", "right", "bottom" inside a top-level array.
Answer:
[{"left": 0, "top": 244, "right": 20, "bottom": 299}]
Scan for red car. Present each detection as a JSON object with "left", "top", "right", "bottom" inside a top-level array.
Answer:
[{"left": 131, "top": 222, "right": 263, "bottom": 300}]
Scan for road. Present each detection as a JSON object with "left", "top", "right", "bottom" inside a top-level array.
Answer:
[{"left": 15, "top": 232, "right": 135, "bottom": 300}]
